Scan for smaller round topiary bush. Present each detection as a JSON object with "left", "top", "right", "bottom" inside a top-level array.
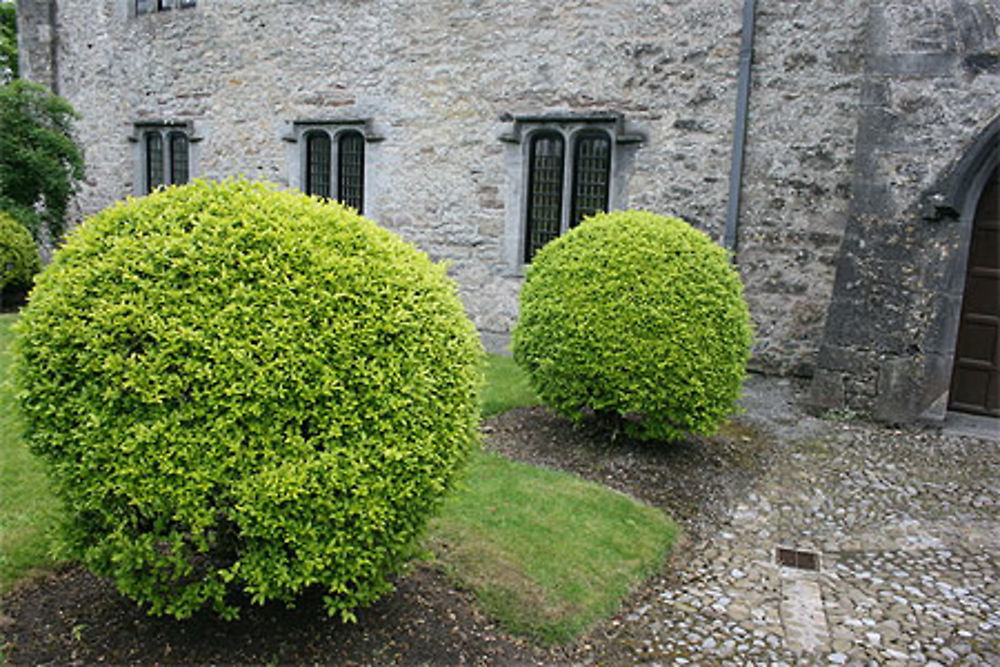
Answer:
[
  {"left": 512, "top": 210, "right": 752, "bottom": 442},
  {"left": 0, "top": 210, "right": 41, "bottom": 308},
  {"left": 15, "top": 179, "right": 483, "bottom": 621}
]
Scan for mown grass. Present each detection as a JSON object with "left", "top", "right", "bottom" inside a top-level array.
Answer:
[
  {"left": 460, "top": 354, "right": 676, "bottom": 643},
  {"left": 429, "top": 449, "right": 676, "bottom": 644},
  {"left": 0, "top": 322, "right": 675, "bottom": 645},
  {"left": 480, "top": 353, "right": 539, "bottom": 417},
  {"left": 0, "top": 313, "right": 61, "bottom": 594}
]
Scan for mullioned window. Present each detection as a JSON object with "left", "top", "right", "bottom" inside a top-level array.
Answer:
[
  {"left": 501, "top": 114, "right": 645, "bottom": 266},
  {"left": 135, "top": 0, "right": 196, "bottom": 14},
  {"left": 286, "top": 121, "right": 381, "bottom": 215},
  {"left": 130, "top": 122, "right": 198, "bottom": 196}
]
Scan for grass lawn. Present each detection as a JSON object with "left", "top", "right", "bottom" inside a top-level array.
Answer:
[
  {"left": 441, "top": 354, "right": 676, "bottom": 643},
  {"left": 480, "top": 353, "right": 539, "bottom": 417},
  {"left": 0, "top": 317, "right": 676, "bottom": 644},
  {"left": 0, "top": 313, "right": 62, "bottom": 594},
  {"left": 430, "top": 449, "right": 676, "bottom": 644}
]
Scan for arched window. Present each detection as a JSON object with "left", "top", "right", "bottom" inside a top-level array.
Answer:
[
  {"left": 502, "top": 114, "right": 645, "bottom": 269},
  {"left": 135, "top": 123, "right": 195, "bottom": 195},
  {"left": 293, "top": 121, "right": 379, "bottom": 215},
  {"left": 337, "top": 130, "right": 365, "bottom": 213},
  {"left": 524, "top": 132, "right": 565, "bottom": 263},
  {"left": 570, "top": 131, "right": 611, "bottom": 228},
  {"left": 168, "top": 132, "right": 189, "bottom": 186},
  {"left": 304, "top": 131, "right": 332, "bottom": 199},
  {"left": 145, "top": 132, "right": 164, "bottom": 193}
]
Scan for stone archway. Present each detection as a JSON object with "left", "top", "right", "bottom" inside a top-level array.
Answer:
[
  {"left": 948, "top": 164, "right": 999, "bottom": 417},
  {"left": 809, "top": 114, "right": 1000, "bottom": 423},
  {"left": 917, "top": 116, "right": 1000, "bottom": 421}
]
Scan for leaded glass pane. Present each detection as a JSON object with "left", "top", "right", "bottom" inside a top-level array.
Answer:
[
  {"left": 571, "top": 132, "right": 611, "bottom": 227},
  {"left": 337, "top": 131, "right": 365, "bottom": 213},
  {"left": 525, "top": 133, "right": 564, "bottom": 263},
  {"left": 145, "top": 132, "right": 164, "bottom": 194},
  {"left": 305, "top": 132, "right": 331, "bottom": 199},
  {"left": 169, "top": 132, "right": 189, "bottom": 186}
]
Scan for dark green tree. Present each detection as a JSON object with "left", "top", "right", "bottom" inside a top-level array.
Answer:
[
  {"left": 0, "top": 1, "right": 15, "bottom": 82},
  {"left": 0, "top": 79, "right": 85, "bottom": 241}
]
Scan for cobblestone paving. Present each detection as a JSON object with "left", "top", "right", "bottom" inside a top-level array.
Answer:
[{"left": 579, "top": 381, "right": 1000, "bottom": 666}]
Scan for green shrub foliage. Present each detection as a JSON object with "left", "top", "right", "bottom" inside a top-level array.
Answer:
[
  {"left": 0, "top": 79, "right": 85, "bottom": 240},
  {"left": 0, "top": 209, "right": 40, "bottom": 293},
  {"left": 513, "top": 210, "right": 752, "bottom": 442},
  {"left": 15, "top": 179, "right": 483, "bottom": 620}
]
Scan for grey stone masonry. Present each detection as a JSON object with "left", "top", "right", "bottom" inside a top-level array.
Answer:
[
  {"left": 811, "top": 0, "right": 1000, "bottom": 421},
  {"left": 17, "top": 0, "right": 1000, "bottom": 422}
]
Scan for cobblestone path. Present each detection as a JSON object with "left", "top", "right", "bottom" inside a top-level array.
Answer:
[{"left": 580, "top": 381, "right": 1000, "bottom": 666}]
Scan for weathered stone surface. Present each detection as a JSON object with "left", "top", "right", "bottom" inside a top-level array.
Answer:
[
  {"left": 810, "top": 1, "right": 1000, "bottom": 421},
  {"left": 809, "top": 368, "right": 846, "bottom": 412},
  {"left": 17, "top": 0, "right": 1000, "bottom": 421}
]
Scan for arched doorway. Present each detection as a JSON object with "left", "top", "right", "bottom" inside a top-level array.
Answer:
[{"left": 949, "top": 165, "right": 1000, "bottom": 416}]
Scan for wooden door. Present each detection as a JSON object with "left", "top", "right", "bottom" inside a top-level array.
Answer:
[{"left": 949, "top": 165, "right": 1000, "bottom": 417}]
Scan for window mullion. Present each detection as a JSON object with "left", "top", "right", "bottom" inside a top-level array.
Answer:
[
  {"left": 162, "top": 131, "right": 171, "bottom": 186},
  {"left": 561, "top": 130, "right": 573, "bottom": 235},
  {"left": 333, "top": 133, "right": 342, "bottom": 206}
]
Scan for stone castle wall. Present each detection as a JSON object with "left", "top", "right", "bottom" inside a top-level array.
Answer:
[
  {"left": 17, "top": 0, "right": 1000, "bottom": 418},
  {"left": 20, "top": 0, "right": 861, "bottom": 368}
]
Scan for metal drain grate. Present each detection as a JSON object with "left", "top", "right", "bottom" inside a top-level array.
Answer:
[{"left": 776, "top": 547, "right": 821, "bottom": 571}]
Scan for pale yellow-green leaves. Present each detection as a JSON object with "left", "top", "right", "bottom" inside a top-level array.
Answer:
[
  {"left": 513, "top": 210, "right": 752, "bottom": 442},
  {"left": 15, "top": 178, "right": 483, "bottom": 620}
]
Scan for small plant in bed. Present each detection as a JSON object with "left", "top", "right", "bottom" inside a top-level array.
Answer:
[{"left": 13, "top": 178, "right": 483, "bottom": 621}]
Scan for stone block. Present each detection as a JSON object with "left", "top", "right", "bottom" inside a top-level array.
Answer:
[
  {"left": 808, "top": 368, "right": 846, "bottom": 411},
  {"left": 874, "top": 356, "right": 922, "bottom": 423},
  {"left": 816, "top": 344, "right": 868, "bottom": 373},
  {"left": 918, "top": 352, "right": 954, "bottom": 422}
]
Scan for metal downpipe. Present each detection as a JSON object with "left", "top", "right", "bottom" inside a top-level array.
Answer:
[{"left": 724, "top": 0, "right": 758, "bottom": 255}]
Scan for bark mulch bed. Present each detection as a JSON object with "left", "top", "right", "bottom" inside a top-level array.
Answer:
[{"left": 1, "top": 404, "right": 777, "bottom": 665}]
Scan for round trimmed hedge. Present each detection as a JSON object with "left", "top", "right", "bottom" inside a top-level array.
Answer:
[
  {"left": 15, "top": 179, "right": 483, "bottom": 620},
  {"left": 512, "top": 210, "right": 752, "bottom": 442},
  {"left": 0, "top": 210, "right": 41, "bottom": 295}
]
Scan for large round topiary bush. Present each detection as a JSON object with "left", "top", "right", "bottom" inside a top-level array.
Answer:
[
  {"left": 15, "top": 179, "right": 483, "bottom": 620},
  {"left": 0, "top": 210, "right": 41, "bottom": 306},
  {"left": 512, "top": 210, "right": 752, "bottom": 442}
]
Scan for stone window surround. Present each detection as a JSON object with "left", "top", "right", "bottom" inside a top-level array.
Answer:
[
  {"left": 128, "top": 121, "right": 201, "bottom": 196},
  {"left": 500, "top": 112, "right": 646, "bottom": 274},
  {"left": 283, "top": 119, "right": 384, "bottom": 213},
  {"left": 133, "top": 0, "right": 196, "bottom": 16}
]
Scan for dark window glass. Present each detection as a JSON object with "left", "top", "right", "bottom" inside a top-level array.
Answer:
[
  {"left": 570, "top": 132, "right": 611, "bottom": 227},
  {"left": 169, "top": 132, "right": 189, "bottom": 186},
  {"left": 178, "top": 0, "right": 196, "bottom": 7},
  {"left": 146, "top": 132, "right": 164, "bottom": 194},
  {"left": 305, "top": 131, "right": 331, "bottom": 199},
  {"left": 136, "top": 0, "right": 156, "bottom": 14},
  {"left": 337, "top": 131, "right": 365, "bottom": 213},
  {"left": 524, "top": 132, "right": 565, "bottom": 263},
  {"left": 157, "top": 0, "right": 171, "bottom": 10}
]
